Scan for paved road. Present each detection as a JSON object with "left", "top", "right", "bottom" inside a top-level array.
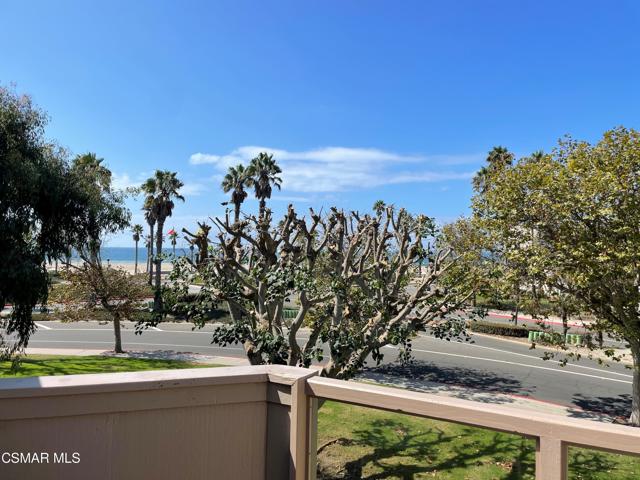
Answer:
[{"left": 23, "top": 319, "right": 633, "bottom": 420}]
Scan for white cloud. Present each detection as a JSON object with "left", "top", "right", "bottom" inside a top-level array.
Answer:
[
  {"left": 190, "top": 146, "right": 477, "bottom": 193},
  {"left": 112, "top": 172, "right": 140, "bottom": 191},
  {"left": 180, "top": 183, "right": 208, "bottom": 196}
]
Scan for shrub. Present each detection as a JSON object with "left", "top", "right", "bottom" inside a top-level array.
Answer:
[{"left": 467, "top": 320, "right": 534, "bottom": 338}]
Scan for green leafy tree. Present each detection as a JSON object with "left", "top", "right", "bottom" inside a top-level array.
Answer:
[
  {"left": 248, "top": 153, "right": 282, "bottom": 220},
  {"left": 52, "top": 266, "right": 149, "bottom": 353},
  {"left": 132, "top": 224, "right": 144, "bottom": 274},
  {"left": 141, "top": 171, "right": 184, "bottom": 311},
  {"left": 0, "top": 86, "right": 92, "bottom": 357},
  {"left": 63, "top": 153, "right": 131, "bottom": 352},
  {"left": 473, "top": 128, "right": 640, "bottom": 425}
]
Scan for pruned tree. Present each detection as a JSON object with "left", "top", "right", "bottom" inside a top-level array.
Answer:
[
  {"left": 167, "top": 202, "right": 471, "bottom": 379},
  {"left": 182, "top": 222, "right": 212, "bottom": 267}
]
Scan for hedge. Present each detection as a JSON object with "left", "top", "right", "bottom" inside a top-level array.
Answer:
[{"left": 467, "top": 321, "right": 535, "bottom": 338}]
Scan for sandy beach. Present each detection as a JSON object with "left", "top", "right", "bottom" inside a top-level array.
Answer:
[{"left": 47, "top": 260, "right": 174, "bottom": 275}]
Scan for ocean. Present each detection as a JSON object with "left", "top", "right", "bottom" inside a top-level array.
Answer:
[{"left": 70, "top": 247, "right": 193, "bottom": 264}]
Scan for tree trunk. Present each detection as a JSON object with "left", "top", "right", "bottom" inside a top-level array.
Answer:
[
  {"left": 134, "top": 241, "right": 139, "bottom": 274},
  {"left": 154, "top": 218, "right": 164, "bottom": 311},
  {"left": 113, "top": 315, "right": 124, "bottom": 353},
  {"left": 259, "top": 198, "right": 266, "bottom": 220},
  {"left": 148, "top": 224, "right": 155, "bottom": 285},
  {"left": 630, "top": 342, "right": 640, "bottom": 426},
  {"left": 562, "top": 310, "right": 569, "bottom": 337},
  {"left": 234, "top": 203, "right": 240, "bottom": 224}
]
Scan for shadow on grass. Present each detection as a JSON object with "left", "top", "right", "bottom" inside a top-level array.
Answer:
[{"left": 318, "top": 416, "right": 535, "bottom": 479}]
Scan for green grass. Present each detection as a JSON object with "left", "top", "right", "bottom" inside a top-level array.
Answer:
[
  {"left": 317, "top": 401, "right": 640, "bottom": 479},
  {"left": 0, "top": 355, "right": 213, "bottom": 378}
]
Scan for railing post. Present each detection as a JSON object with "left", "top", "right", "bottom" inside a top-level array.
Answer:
[
  {"left": 536, "top": 437, "right": 567, "bottom": 480},
  {"left": 289, "top": 372, "right": 318, "bottom": 480},
  {"left": 307, "top": 397, "right": 319, "bottom": 480}
]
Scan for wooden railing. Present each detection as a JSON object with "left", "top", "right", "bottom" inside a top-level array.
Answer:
[
  {"left": 1, "top": 365, "right": 639, "bottom": 479},
  {"left": 302, "top": 376, "right": 640, "bottom": 480}
]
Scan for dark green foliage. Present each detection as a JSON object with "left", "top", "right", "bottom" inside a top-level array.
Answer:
[
  {"left": 0, "top": 86, "right": 88, "bottom": 356},
  {"left": 467, "top": 321, "right": 534, "bottom": 338}
]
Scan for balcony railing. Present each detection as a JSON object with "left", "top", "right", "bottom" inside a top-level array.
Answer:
[{"left": 0, "top": 365, "right": 639, "bottom": 479}]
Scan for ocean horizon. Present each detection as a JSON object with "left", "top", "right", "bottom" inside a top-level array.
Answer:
[{"left": 69, "top": 247, "right": 193, "bottom": 264}]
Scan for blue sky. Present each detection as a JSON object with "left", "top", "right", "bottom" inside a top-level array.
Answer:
[{"left": 2, "top": 1, "right": 639, "bottom": 246}]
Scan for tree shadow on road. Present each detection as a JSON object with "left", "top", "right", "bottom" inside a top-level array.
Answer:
[
  {"left": 568, "top": 392, "right": 631, "bottom": 421},
  {"left": 360, "top": 361, "right": 534, "bottom": 405}
]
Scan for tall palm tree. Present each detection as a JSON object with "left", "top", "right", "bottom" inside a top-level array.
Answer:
[
  {"left": 142, "top": 195, "right": 158, "bottom": 285},
  {"left": 221, "top": 164, "right": 254, "bottom": 224},
  {"left": 142, "top": 171, "right": 184, "bottom": 310},
  {"left": 248, "top": 153, "right": 282, "bottom": 220},
  {"left": 71, "top": 153, "right": 112, "bottom": 261},
  {"left": 168, "top": 228, "right": 178, "bottom": 256},
  {"left": 472, "top": 146, "right": 514, "bottom": 193},
  {"left": 144, "top": 234, "right": 152, "bottom": 274},
  {"left": 132, "top": 224, "right": 143, "bottom": 274}
]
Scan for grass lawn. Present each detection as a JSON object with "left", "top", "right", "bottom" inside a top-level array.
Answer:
[
  {"left": 317, "top": 401, "right": 640, "bottom": 479},
  {"left": 0, "top": 355, "right": 213, "bottom": 377}
]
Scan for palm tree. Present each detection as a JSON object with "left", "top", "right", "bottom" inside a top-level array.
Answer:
[
  {"left": 142, "top": 195, "right": 158, "bottom": 285},
  {"left": 132, "top": 224, "right": 143, "bottom": 274},
  {"left": 221, "top": 164, "right": 254, "bottom": 224},
  {"left": 472, "top": 146, "right": 514, "bottom": 193},
  {"left": 144, "top": 235, "right": 152, "bottom": 274},
  {"left": 141, "top": 171, "right": 184, "bottom": 310},
  {"left": 168, "top": 228, "right": 178, "bottom": 256},
  {"left": 248, "top": 153, "right": 282, "bottom": 220},
  {"left": 71, "top": 153, "right": 112, "bottom": 261}
]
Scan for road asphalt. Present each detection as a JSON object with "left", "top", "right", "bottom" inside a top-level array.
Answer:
[{"left": 23, "top": 318, "right": 634, "bottom": 422}]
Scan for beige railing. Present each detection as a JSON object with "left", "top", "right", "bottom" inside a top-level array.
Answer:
[
  {"left": 303, "top": 376, "right": 640, "bottom": 480},
  {"left": 1, "top": 365, "right": 639, "bottom": 479}
]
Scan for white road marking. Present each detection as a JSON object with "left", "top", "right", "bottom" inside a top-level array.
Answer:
[
  {"left": 29, "top": 340, "right": 244, "bottom": 351},
  {"left": 416, "top": 334, "right": 633, "bottom": 379},
  {"left": 35, "top": 328, "right": 213, "bottom": 334},
  {"left": 35, "top": 323, "right": 52, "bottom": 330},
  {"left": 384, "top": 345, "right": 632, "bottom": 384}
]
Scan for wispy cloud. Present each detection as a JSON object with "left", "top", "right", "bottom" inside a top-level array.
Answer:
[
  {"left": 180, "top": 182, "right": 208, "bottom": 196},
  {"left": 190, "top": 146, "right": 477, "bottom": 193},
  {"left": 111, "top": 172, "right": 140, "bottom": 191}
]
